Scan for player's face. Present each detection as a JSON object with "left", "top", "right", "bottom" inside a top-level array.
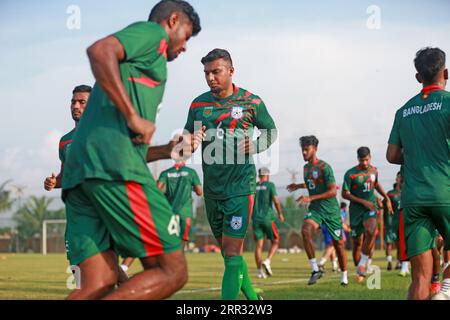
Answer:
[
  {"left": 396, "top": 174, "right": 403, "bottom": 186},
  {"left": 358, "top": 155, "right": 371, "bottom": 170},
  {"left": 167, "top": 20, "right": 193, "bottom": 62},
  {"left": 302, "top": 145, "right": 316, "bottom": 161},
  {"left": 203, "top": 59, "right": 234, "bottom": 95},
  {"left": 71, "top": 92, "right": 90, "bottom": 122}
]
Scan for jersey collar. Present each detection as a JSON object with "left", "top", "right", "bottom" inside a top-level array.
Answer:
[
  {"left": 421, "top": 85, "right": 444, "bottom": 98},
  {"left": 174, "top": 162, "right": 185, "bottom": 170}
]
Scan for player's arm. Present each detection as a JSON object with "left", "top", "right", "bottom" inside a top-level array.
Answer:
[
  {"left": 193, "top": 184, "right": 203, "bottom": 197},
  {"left": 297, "top": 182, "right": 337, "bottom": 204},
  {"left": 86, "top": 35, "right": 154, "bottom": 145},
  {"left": 286, "top": 183, "right": 306, "bottom": 192},
  {"left": 272, "top": 195, "right": 285, "bottom": 222},
  {"left": 44, "top": 162, "right": 63, "bottom": 191},
  {"left": 342, "top": 190, "right": 375, "bottom": 211},
  {"left": 376, "top": 182, "right": 393, "bottom": 214},
  {"left": 341, "top": 215, "right": 351, "bottom": 232},
  {"left": 156, "top": 181, "right": 165, "bottom": 192},
  {"left": 386, "top": 144, "right": 404, "bottom": 165}
]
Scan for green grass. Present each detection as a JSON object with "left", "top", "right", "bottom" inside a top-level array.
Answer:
[{"left": 0, "top": 251, "right": 411, "bottom": 300}]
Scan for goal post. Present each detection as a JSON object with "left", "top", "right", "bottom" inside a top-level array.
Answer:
[{"left": 42, "top": 219, "right": 66, "bottom": 255}]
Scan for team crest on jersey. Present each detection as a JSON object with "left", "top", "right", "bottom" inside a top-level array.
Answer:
[
  {"left": 334, "top": 229, "right": 341, "bottom": 237},
  {"left": 312, "top": 170, "right": 319, "bottom": 179},
  {"left": 231, "top": 106, "right": 244, "bottom": 120},
  {"left": 203, "top": 106, "right": 213, "bottom": 118},
  {"left": 230, "top": 216, "right": 243, "bottom": 230},
  {"left": 370, "top": 174, "right": 376, "bottom": 182}
]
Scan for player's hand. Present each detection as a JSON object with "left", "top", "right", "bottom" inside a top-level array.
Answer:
[
  {"left": 237, "top": 136, "right": 255, "bottom": 155},
  {"left": 363, "top": 200, "right": 375, "bottom": 212},
  {"left": 44, "top": 173, "right": 57, "bottom": 191},
  {"left": 287, "top": 183, "right": 299, "bottom": 192},
  {"left": 296, "top": 195, "right": 311, "bottom": 205},
  {"left": 192, "top": 126, "right": 206, "bottom": 152},
  {"left": 127, "top": 113, "right": 156, "bottom": 145},
  {"left": 278, "top": 214, "right": 285, "bottom": 223},
  {"left": 386, "top": 199, "right": 394, "bottom": 215}
]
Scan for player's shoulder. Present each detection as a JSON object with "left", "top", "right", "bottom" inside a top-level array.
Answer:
[
  {"left": 370, "top": 165, "right": 379, "bottom": 173},
  {"left": 60, "top": 128, "right": 75, "bottom": 142},
  {"left": 190, "top": 91, "right": 215, "bottom": 108},
  {"left": 236, "top": 86, "right": 264, "bottom": 107},
  {"left": 345, "top": 165, "right": 358, "bottom": 176},
  {"left": 318, "top": 159, "right": 332, "bottom": 170},
  {"left": 124, "top": 21, "right": 166, "bottom": 35}
]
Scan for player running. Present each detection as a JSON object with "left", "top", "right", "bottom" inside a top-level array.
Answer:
[
  {"left": 183, "top": 48, "right": 278, "bottom": 300},
  {"left": 387, "top": 47, "right": 450, "bottom": 300},
  {"left": 252, "top": 167, "right": 285, "bottom": 279},
  {"left": 383, "top": 172, "right": 402, "bottom": 272},
  {"left": 287, "top": 135, "right": 348, "bottom": 286},
  {"left": 44, "top": 85, "right": 92, "bottom": 191},
  {"left": 61, "top": 0, "right": 202, "bottom": 300},
  {"left": 342, "top": 146, "right": 393, "bottom": 282}
]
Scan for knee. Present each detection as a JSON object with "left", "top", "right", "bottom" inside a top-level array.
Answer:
[{"left": 272, "top": 239, "right": 280, "bottom": 246}]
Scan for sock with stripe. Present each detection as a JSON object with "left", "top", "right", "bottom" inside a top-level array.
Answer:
[
  {"left": 240, "top": 259, "right": 258, "bottom": 300},
  {"left": 221, "top": 255, "right": 244, "bottom": 300}
]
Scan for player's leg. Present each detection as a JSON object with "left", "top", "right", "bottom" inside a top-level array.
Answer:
[
  {"left": 325, "top": 213, "right": 348, "bottom": 286},
  {"left": 180, "top": 216, "right": 192, "bottom": 250},
  {"left": 318, "top": 225, "right": 333, "bottom": 272},
  {"left": 262, "top": 220, "right": 279, "bottom": 276},
  {"left": 352, "top": 234, "right": 363, "bottom": 266},
  {"left": 84, "top": 180, "right": 186, "bottom": 299},
  {"left": 431, "top": 206, "right": 450, "bottom": 300},
  {"left": 431, "top": 236, "right": 441, "bottom": 295},
  {"left": 408, "top": 250, "right": 433, "bottom": 300},
  {"left": 356, "top": 214, "right": 377, "bottom": 278},
  {"left": 254, "top": 238, "right": 266, "bottom": 278},
  {"left": 330, "top": 247, "right": 338, "bottom": 272},
  {"left": 119, "top": 257, "right": 135, "bottom": 276},
  {"left": 301, "top": 213, "right": 322, "bottom": 285}
]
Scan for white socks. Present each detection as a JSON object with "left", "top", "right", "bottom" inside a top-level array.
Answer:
[
  {"left": 358, "top": 254, "right": 369, "bottom": 268},
  {"left": 439, "top": 279, "right": 450, "bottom": 296},
  {"left": 443, "top": 261, "right": 450, "bottom": 272},
  {"left": 387, "top": 255, "right": 392, "bottom": 262},
  {"left": 341, "top": 271, "right": 348, "bottom": 284},
  {"left": 332, "top": 258, "right": 338, "bottom": 270},
  {"left": 120, "top": 264, "right": 129, "bottom": 273},
  {"left": 319, "top": 257, "right": 327, "bottom": 266},
  {"left": 310, "top": 258, "right": 319, "bottom": 272},
  {"left": 401, "top": 261, "right": 409, "bottom": 273}
]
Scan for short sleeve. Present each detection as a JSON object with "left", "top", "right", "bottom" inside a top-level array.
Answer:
[
  {"left": 270, "top": 182, "right": 278, "bottom": 197},
  {"left": 58, "top": 140, "right": 64, "bottom": 163},
  {"left": 388, "top": 110, "right": 402, "bottom": 146},
  {"left": 342, "top": 171, "right": 351, "bottom": 192},
  {"left": 254, "top": 100, "right": 276, "bottom": 130},
  {"left": 191, "top": 170, "right": 201, "bottom": 186},
  {"left": 323, "top": 164, "right": 336, "bottom": 185},
  {"left": 113, "top": 22, "right": 167, "bottom": 63},
  {"left": 158, "top": 171, "right": 167, "bottom": 186}
]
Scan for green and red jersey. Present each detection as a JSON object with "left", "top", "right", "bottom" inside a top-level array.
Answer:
[
  {"left": 184, "top": 85, "right": 277, "bottom": 200},
  {"left": 62, "top": 21, "right": 169, "bottom": 189},
  {"left": 388, "top": 86, "right": 450, "bottom": 207},
  {"left": 252, "top": 180, "right": 277, "bottom": 222},
  {"left": 157, "top": 163, "right": 201, "bottom": 218},
  {"left": 343, "top": 165, "right": 379, "bottom": 211},
  {"left": 58, "top": 128, "right": 75, "bottom": 164},
  {"left": 384, "top": 188, "right": 401, "bottom": 227},
  {"left": 303, "top": 159, "right": 340, "bottom": 215}
]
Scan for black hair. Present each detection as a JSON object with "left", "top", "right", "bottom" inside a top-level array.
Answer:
[
  {"left": 149, "top": 0, "right": 201, "bottom": 36},
  {"left": 414, "top": 47, "right": 446, "bottom": 84},
  {"left": 393, "top": 183, "right": 398, "bottom": 189},
  {"left": 357, "top": 146, "right": 370, "bottom": 158},
  {"left": 299, "top": 135, "right": 319, "bottom": 148},
  {"left": 201, "top": 48, "right": 233, "bottom": 66},
  {"left": 340, "top": 202, "right": 347, "bottom": 209},
  {"left": 396, "top": 171, "right": 402, "bottom": 177},
  {"left": 72, "top": 85, "right": 92, "bottom": 94}
]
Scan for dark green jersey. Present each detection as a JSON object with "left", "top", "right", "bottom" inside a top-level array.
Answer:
[
  {"left": 184, "top": 85, "right": 277, "bottom": 200},
  {"left": 384, "top": 188, "right": 401, "bottom": 226},
  {"left": 252, "top": 180, "right": 277, "bottom": 222},
  {"left": 58, "top": 128, "right": 75, "bottom": 164},
  {"left": 157, "top": 164, "right": 201, "bottom": 218},
  {"left": 388, "top": 87, "right": 450, "bottom": 207},
  {"left": 343, "top": 165, "right": 379, "bottom": 212},
  {"left": 62, "top": 22, "right": 169, "bottom": 189},
  {"left": 304, "top": 159, "right": 340, "bottom": 215}
]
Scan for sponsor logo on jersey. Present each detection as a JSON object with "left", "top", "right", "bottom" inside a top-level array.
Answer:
[
  {"left": 203, "top": 106, "right": 213, "bottom": 118},
  {"left": 231, "top": 106, "right": 244, "bottom": 120},
  {"left": 256, "top": 186, "right": 268, "bottom": 191},
  {"left": 167, "top": 172, "right": 189, "bottom": 178},
  {"left": 230, "top": 216, "right": 243, "bottom": 230},
  {"left": 370, "top": 174, "right": 376, "bottom": 182}
]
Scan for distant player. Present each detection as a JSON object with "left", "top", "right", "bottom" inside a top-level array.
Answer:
[
  {"left": 342, "top": 146, "right": 393, "bottom": 282},
  {"left": 183, "top": 48, "right": 278, "bottom": 300},
  {"left": 252, "top": 167, "right": 285, "bottom": 279},
  {"left": 383, "top": 172, "right": 402, "bottom": 271},
  {"left": 387, "top": 47, "right": 450, "bottom": 300},
  {"left": 287, "top": 135, "right": 348, "bottom": 286},
  {"left": 44, "top": 85, "right": 92, "bottom": 191}
]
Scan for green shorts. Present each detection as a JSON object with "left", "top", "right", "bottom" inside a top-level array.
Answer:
[
  {"left": 404, "top": 206, "right": 450, "bottom": 258},
  {"left": 304, "top": 209, "right": 343, "bottom": 241},
  {"left": 180, "top": 216, "right": 193, "bottom": 242},
  {"left": 252, "top": 219, "right": 279, "bottom": 241},
  {"left": 385, "top": 227, "right": 398, "bottom": 244},
  {"left": 64, "top": 179, "right": 181, "bottom": 266},
  {"left": 204, "top": 194, "right": 254, "bottom": 239},
  {"left": 349, "top": 208, "right": 377, "bottom": 238}
]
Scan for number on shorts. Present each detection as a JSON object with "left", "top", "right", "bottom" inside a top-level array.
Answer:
[{"left": 168, "top": 215, "right": 180, "bottom": 237}]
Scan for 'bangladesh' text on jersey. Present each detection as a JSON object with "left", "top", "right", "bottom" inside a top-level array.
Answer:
[
  {"left": 62, "top": 22, "right": 169, "bottom": 190},
  {"left": 388, "top": 87, "right": 450, "bottom": 207},
  {"left": 252, "top": 180, "right": 277, "bottom": 222},
  {"left": 304, "top": 159, "right": 340, "bottom": 215},
  {"left": 184, "top": 85, "right": 277, "bottom": 200}
]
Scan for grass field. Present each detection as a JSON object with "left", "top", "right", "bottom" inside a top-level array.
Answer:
[{"left": 0, "top": 250, "right": 412, "bottom": 300}]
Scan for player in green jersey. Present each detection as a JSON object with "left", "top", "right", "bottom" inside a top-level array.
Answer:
[
  {"left": 383, "top": 172, "right": 402, "bottom": 271},
  {"left": 342, "top": 146, "right": 393, "bottom": 282},
  {"left": 44, "top": 85, "right": 92, "bottom": 191},
  {"left": 287, "top": 136, "right": 348, "bottom": 286},
  {"left": 387, "top": 47, "right": 450, "bottom": 300},
  {"left": 252, "top": 167, "right": 285, "bottom": 279},
  {"left": 183, "top": 49, "right": 278, "bottom": 300},
  {"left": 61, "top": 0, "right": 202, "bottom": 300}
]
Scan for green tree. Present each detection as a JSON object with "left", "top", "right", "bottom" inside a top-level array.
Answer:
[
  {"left": 14, "top": 196, "right": 65, "bottom": 243},
  {"left": 0, "top": 180, "right": 15, "bottom": 213}
]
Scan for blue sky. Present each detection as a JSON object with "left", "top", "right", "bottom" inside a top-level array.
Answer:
[{"left": 0, "top": 0, "right": 449, "bottom": 210}]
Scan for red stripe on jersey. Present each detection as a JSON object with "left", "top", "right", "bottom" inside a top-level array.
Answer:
[
  {"left": 248, "top": 194, "right": 255, "bottom": 223},
  {"left": 215, "top": 112, "right": 230, "bottom": 123},
  {"left": 183, "top": 217, "right": 191, "bottom": 242},
  {"left": 398, "top": 209, "right": 409, "bottom": 261},
  {"left": 190, "top": 101, "right": 219, "bottom": 109},
  {"left": 128, "top": 75, "right": 161, "bottom": 88},
  {"left": 126, "top": 181, "right": 163, "bottom": 256},
  {"left": 272, "top": 221, "right": 279, "bottom": 240},
  {"left": 233, "top": 84, "right": 239, "bottom": 94},
  {"left": 59, "top": 139, "right": 72, "bottom": 150},
  {"left": 421, "top": 85, "right": 443, "bottom": 96},
  {"left": 158, "top": 38, "right": 168, "bottom": 59}
]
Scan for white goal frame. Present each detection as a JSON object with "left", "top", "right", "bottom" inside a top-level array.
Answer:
[{"left": 42, "top": 219, "right": 66, "bottom": 255}]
